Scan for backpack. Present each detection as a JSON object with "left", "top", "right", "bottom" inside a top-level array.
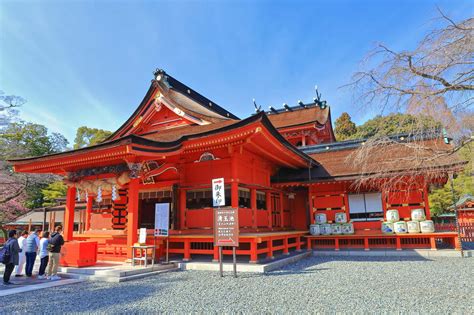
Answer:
[{"left": 0, "top": 243, "right": 11, "bottom": 265}]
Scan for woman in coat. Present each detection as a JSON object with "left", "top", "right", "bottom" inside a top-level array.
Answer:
[{"left": 3, "top": 230, "right": 20, "bottom": 285}]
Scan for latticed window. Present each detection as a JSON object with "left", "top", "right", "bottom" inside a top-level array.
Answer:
[
  {"left": 186, "top": 187, "right": 230, "bottom": 209},
  {"left": 256, "top": 191, "right": 267, "bottom": 210},
  {"left": 238, "top": 188, "right": 251, "bottom": 208}
]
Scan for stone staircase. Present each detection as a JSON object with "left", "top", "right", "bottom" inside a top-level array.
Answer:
[{"left": 58, "top": 261, "right": 179, "bottom": 282}]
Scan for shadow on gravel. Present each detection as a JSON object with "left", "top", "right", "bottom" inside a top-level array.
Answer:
[
  {"left": 260, "top": 255, "right": 435, "bottom": 275},
  {"left": 2, "top": 278, "right": 179, "bottom": 313}
]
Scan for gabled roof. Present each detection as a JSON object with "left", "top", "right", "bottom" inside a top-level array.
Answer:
[
  {"left": 266, "top": 103, "right": 331, "bottom": 129},
  {"left": 108, "top": 69, "right": 239, "bottom": 141}
]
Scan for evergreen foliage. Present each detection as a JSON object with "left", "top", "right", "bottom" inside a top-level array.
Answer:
[
  {"left": 41, "top": 181, "right": 68, "bottom": 207},
  {"left": 428, "top": 143, "right": 473, "bottom": 216},
  {"left": 334, "top": 112, "right": 357, "bottom": 141},
  {"left": 74, "top": 126, "right": 112, "bottom": 149}
]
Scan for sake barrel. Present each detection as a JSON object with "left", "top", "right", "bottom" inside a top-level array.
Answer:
[
  {"left": 411, "top": 209, "right": 426, "bottom": 222},
  {"left": 342, "top": 222, "right": 354, "bottom": 235},
  {"left": 420, "top": 220, "right": 435, "bottom": 233},
  {"left": 331, "top": 224, "right": 342, "bottom": 235},
  {"left": 335, "top": 212, "right": 347, "bottom": 223},
  {"left": 310, "top": 224, "right": 321, "bottom": 236},
  {"left": 407, "top": 221, "right": 421, "bottom": 233},
  {"left": 315, "top": 213, "right": 327, "bottom": 224},
  {"left": 320, "top": 223, "right": 332, "bottom": 235},
  {"left": 381, "top": 221, "right": 394, "bottom": 234},
  {"left": 394, "top": 221, "right": 408, "bottom": 234},
  {"left": 386, "top": 209, "right": 400, "bottom": 223}
]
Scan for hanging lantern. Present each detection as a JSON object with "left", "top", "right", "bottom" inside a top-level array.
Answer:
[
  {"left": 112, "top": 185, "right": 118, "bottom": 201},
  {"left": 97, "top": 186, "right": 102, "bottom": 203},
  {"left": 76, "top": 188, "right": 81, "bottom": 202},
  {"left": 85, "top": 191, "right": 89, "bottom": 201}
]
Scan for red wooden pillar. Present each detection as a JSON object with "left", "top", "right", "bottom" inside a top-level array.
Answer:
[
  {"left": 179, "top": 188, "right": 187, "bottom": 229},
  {"left": 127, "top": 178, "right": 140, "bottom": 258},
  {"left": 283, "top": 236, "right": 289, "bottom": 255},
  {"left": 396, "top": 237, "right": 402, "bottom": 250},
  {"left": 307, "top": 238, "right": 312, "bottom": 250},
  {"left": 231, "top": 182, "right": 239, "bottom": 208},
  {"left": 454, "top": 236, "right": 461, "bottom": 250},
  {"left": 308, "top": 186, "right": 315, "bottom": 224},
  {"left": 64, "top": 186, "right": 76, "bottom": 241},
  {"left": 364, "top": 237, "right": 370, "bottom": 251},
  {"left": 183, "top": 239, "right": 191, "bottom": 261},
  {"left": 266, "top": 192, "right": 272, "bottom": 228},
  {"left": 430, "top": 237, "right": 437, "bottom": 250},
  {"left": 213, "top": 245, "right": 219, "bottom": 262},
  {"left": 250, "top": 239, "right": 258, "bottom": 263},
  {"left": 251, "top": 188, "right": 257, "bottom": 229},
  {"left": 335, "top": 238, "right": 340, "bottom": 251},
  {"left": 279, "top": 192, "right": 284, "bottom": 228},
  {"left": 423, "top": 184, "right": 431, "bottom": 220},
  {"left": 85, "top": 195, "right": 93, "bottom": 231},
  {"left": 267, "top": 237, "right": 274, "bottom": 259},
  {"left": 296, "top": 235, "right": 302, "bottom": 251},
  {"left": 231, "top": 155, "right": 239, "bottom": 208}
]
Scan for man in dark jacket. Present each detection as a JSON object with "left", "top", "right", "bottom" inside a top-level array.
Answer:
[
  {"left": 47, "top": 225, "right": 64, "bottom": 280},
  {"left": 3, "top": 230, "right": 20, "bottom": 285}
]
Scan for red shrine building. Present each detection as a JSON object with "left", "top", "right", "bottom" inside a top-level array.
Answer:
[{"left": 9, "top": 70, "right": 464, "bottom": 263}]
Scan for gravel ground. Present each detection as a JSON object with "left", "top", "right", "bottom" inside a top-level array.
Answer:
[{"left": 1, "top": 256, "right": 473, "bottom": 313}]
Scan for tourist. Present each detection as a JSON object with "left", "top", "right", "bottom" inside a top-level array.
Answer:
[
  {"left": 14, "top": 230, "right": 28, "bottom": 277},
  {"left": 24, "top": 229, "right": 41, "bottom": 277},
  {"left": 3, "top": 230, "right": 20, "bottom": 285},
  {"left": 38, "top": 231, "right": 50, "bottom": 280},
  {"left": 47, "top": 226, "right": 64, "bottom": 281}
]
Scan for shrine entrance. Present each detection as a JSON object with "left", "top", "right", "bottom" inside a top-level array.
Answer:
[
  {"left": 138, "top": 190, "right": 173, "bottom": 230},
  {"left": 271, "top": 193, "right": 282, "bottom": 227}
]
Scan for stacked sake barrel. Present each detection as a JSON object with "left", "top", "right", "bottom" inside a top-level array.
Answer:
[
  {"left": 309, "top": 212, "right": 354, "bottom": 235},
  {"left": 382, "top": 209, "right": 435, "bottom": 234}
]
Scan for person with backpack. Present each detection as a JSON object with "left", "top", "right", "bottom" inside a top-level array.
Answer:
[
  {"left": 24, "top": 229, "right": 41, "bottom": 277},
  {"left": 15, "top": 230, "right": 28, "bottom": 277},
  {"left": 38, "top": 231, "right": 50, "bottom": 280},
  {"left": 47, "top": 226, "right": 64, "bottom": 281},
  {"left": 2, "top": 230, "right": 20, "bottom": 285}
]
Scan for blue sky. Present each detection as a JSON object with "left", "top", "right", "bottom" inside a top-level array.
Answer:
[{"left": 1, "top": 0, "right": 472, "bottom": 144}]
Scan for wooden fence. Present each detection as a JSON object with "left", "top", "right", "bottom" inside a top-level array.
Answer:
[{"left": 435, "top": 223, "right": 474, "bottom": 243}]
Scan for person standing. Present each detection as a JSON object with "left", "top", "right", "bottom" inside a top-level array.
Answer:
[
  {"left": 24, "top": 229, "right": 40, "bottom": 277},
  {"left": 38, "top": 231, "right": 50, "bottom": 280},
  {"left": 3, "top": 230, "right": 20, "bottom": 285},
  {"left": 47, "top": 226, "right": 64, "bottom": 281},
  {"left": 15, "top": 230, "right": 28, "bottom": 277}
]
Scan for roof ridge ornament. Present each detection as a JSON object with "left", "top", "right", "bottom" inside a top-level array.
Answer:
[
  {"left": 253, "top": 98, "right": 262, "bottom": 113},
  {"left": 314, "top": 85, "right": 328, "bottom": 109}
]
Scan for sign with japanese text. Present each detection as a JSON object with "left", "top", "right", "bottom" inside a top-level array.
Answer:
[
  {"left": 214, "top": 207, "right": 239, "bottom": 247},
  {"left": 212, "top": 177, "right": 225, "bottom": 207},
  {"left": 154, "top": 203, "right": 170, "bottom": 236}
]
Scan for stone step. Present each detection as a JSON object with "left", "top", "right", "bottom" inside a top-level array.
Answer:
[
  {"left": 64, "top": 267, "right": 179, "bottom": 283},
  {"left": 60, "top": 263, "right": 177, "bottom": 277}
]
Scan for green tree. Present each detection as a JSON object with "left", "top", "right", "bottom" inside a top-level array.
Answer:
[
  {"left": 74, "top": 126, "right": 112, "bottom": 149},
  {"left": 0, "top": 121, "right": 69, "bottom": 159},
  {"left": 429, "top": 143, "right": 473, "bottom": 216},
  {"left": 349, "top": 113, "right": 441, "bottom": 140},
  {"left": 334, "top": 112, "right": 357, "bottom": 141},
  {"left": 41, "top": 181, "right": 67, "bottom": 207},
  {"left": 24, "top": 183, "right": 49, "bottom": 209}
]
